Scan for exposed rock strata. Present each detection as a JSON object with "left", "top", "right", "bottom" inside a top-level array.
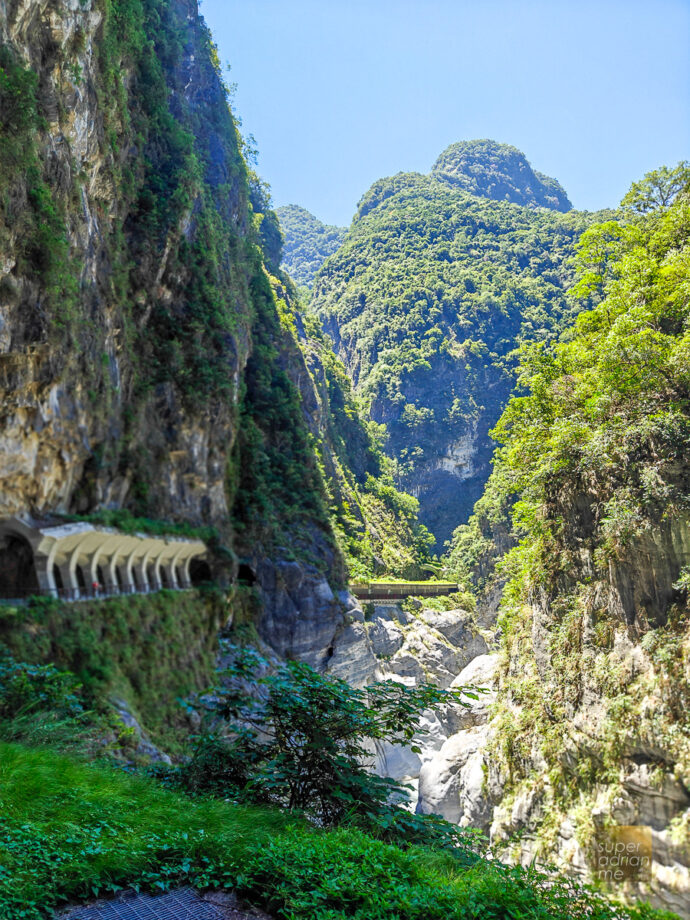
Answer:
[
  {"left": 0, "top": 0, "right": 251, "bottom": 526},
  {"left": 481, "top": 517, "right": 689, "bottom": 914},
  {"left": 0, "top": 0, "right": 372, "bottom": 643}
]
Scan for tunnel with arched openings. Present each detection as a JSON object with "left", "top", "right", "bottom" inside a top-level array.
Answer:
[{"left": 0, "top": 517, "right": 209, "bottom": 603}]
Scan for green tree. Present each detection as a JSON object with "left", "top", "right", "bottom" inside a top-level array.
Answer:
[
  {"left": 182, "top": 647, "right": 482, "bottom": 850},
  {"left": 621, "top": 161, "right": 690, "bottom": 213}
]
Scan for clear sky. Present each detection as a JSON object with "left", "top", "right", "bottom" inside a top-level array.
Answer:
[{"left": 199, "top": 0, "right": 690, "bottom": 227}]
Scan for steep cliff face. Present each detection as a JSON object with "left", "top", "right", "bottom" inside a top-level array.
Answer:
[
  {"left": 0, "top": 0, "right": 252, "bottom": 527},
  {"left": 485, "top": 496, "right": 690, "bottom": 914},
  {"left": 439, "top": 175, "right": 690, "bottom": 913},
  {"left": 310, "top": 142, "right": 601, "bottom": 547},
  {"left": 0, "top": 0, "right": 431, "bottom": 676}
]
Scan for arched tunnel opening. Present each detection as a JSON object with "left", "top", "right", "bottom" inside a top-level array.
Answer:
[
  {"left": 237, "top": 563, "right": 256, "bottom": 587},
  {"left": 0, "top": 533, "right": 39, "bottom": 599},
  {"left": 190, "top": 558, "right": 212, "bottom": 587}
]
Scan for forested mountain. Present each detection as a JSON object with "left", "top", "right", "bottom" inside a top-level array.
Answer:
[
  {"left": 276, "top": 204, "right": 346, "bottom": 287},
  {"left": 445, "top": 165, "right": 690, "bottom": 911},
  {"left": 311, "top": 140, "right": 605, "bottom": 546},
  {"left": 432, "top": 139, "right": 572, "bottom": 211},
  {"left": 0, "top": 0, "right": 687, "bottom": 915}
]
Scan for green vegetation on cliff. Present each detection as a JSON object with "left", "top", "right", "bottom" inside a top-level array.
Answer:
[
  {"left": 295, "top": 312, "right": 434, "bottom": 578},
  {"left": 230, "top": 269, "right": 433, "bottom": 579},
  {"left": 277, "top": 204, "right": 347, "bottom": 288},
  {"left": 311, "top": 140, "right": 603, "bottom": 544},
  {"left": 447, "top": 163, "right": 690, "bottom": 879},
  {"left": 0, "top": 0, "right": 427, "bottom": 582},
  {"left": 432, "top": 139, "right": 572, "bottom": 211},
  {"left": 0, "top": 590, "right": 225, "bottom": 751},
  {"left": 0, "top": 45, "right": 78, "bottom": 339}
]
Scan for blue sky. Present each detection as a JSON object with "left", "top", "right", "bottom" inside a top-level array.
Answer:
[{"left": 200, "top": 0, "right": 690, "bottom": 226}]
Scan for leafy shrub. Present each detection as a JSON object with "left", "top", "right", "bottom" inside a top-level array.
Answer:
[
  {"left": 0, "top": 656, "right": 84, "bottom": 721},
  {"left": 0, "top": 656, "right": 99, "bottom": 749},
  {"left": 181, "top": 647, "right": 483, "bottom": 853}
]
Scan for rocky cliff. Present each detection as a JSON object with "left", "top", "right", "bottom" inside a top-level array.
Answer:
[
  {"left": 0, "top": 0, "right": 429, "bottom": 663},
  {"left": 438, "top": 172, "right": 690, "bottom": 914},
  {"left": 1, "top": 0, "right": 253, "bottom": 526}
]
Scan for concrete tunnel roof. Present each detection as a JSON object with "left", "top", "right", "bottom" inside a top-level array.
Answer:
[
  {"left": 0, "top": 517, "right": 207, "bottom": 563},
  {"left": 0, "top": 516, "right": 208, "bottom": 596}
]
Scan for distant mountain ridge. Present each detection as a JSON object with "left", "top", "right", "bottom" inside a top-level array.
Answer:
[
  {"left": 310, "top": 139, "right": 601, "bottom": 546},
  {"left": 276, "top": 204, "right": 347, "bottom": 287}
]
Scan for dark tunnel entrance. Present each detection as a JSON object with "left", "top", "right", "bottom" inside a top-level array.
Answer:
[
  {"left": 237, "top": 563, "right": 256, "bottom": 587},
  {"left": 0, "top": 533, "right": 39, "bottom": 599},
  {"left": 190, "top": 558, "right": 213, "bottom": 587}
]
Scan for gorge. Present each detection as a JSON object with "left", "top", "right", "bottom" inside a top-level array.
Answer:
[{"left": 0, "top": 1, "right": 688, "bottom": 918}]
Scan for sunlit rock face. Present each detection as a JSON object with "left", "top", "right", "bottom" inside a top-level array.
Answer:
[
  {"left": 484, "top": 507, "right": 689, "bottom": 914},
  {"left": 0, "top": 0, "right": 363, "bottom": 654},
  {"left": 0, "top": 0, "right": 250, "bottom": 526},
  {"left": 359, "top": 560, "right": 690, "bottom": 916},
  {"left": 488, "top": 518, "right": 690, "bottom": 916},
  {"left": 346, "top": 600, "right": 495, "bottom": 807}
]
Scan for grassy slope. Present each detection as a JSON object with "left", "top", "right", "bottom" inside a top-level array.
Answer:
[
  {"left": 0, "top": 591, "right": 225, "bottom": 752},
  {"left": 0, "top": 743, "right": 675, "bottom": 920}
]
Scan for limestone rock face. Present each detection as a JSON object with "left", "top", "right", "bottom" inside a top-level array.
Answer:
[
  {"left": 0, "top": 0, "right": 249, "bottom": 525},
  {"left": 375, "top": 605, "right": 489, "bottom": 690},
  {"left": 0, "top": 0, "right": 360, "bottom": 645},
  {"left": 415, "top": 653, "right": 500, "bottom": 828},
  {"left": 327, "top": 617, "right": 379, "bottom": 687},
  {"left": 361, "top": 602, "right": 496, "bottom": 808},
  {"left": 488, "top": 514, "right": 690, "bottom": 915},
  {"left": 254, "top": 558, "right": 343, "bottom": 669},
  {"left": 366, "top": 616, "right": 405, "bottom": 658},
  {"left": 450, "top": 654, "right": 500, "bottom": 727},
  {"left": 416, "top": 726, "right": 494, "bottom": 829}
]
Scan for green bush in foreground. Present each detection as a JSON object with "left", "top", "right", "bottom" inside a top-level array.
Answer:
[
  {"left": 0, "top": 655, "right": 102, "bottom": 752},
  {"left": 179, "top": 649, "right": 484, "bottom": 854},
  {"left": 0, "top": 743, "right": 675, "bottom": 920}
]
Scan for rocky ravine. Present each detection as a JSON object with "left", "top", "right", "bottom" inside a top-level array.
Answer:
[
  {"left": 326, "top": 590, "right": 689, "bottom": 917},
  {"left": 324, "top": 596, "right": 497, "bottom": 809}
]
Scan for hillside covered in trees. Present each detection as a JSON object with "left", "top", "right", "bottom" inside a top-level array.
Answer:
[
  {"left": 444, "top": 165, "right": 690, "bottom": 911},
  {"left": 310, "top": 140, "right": 606, "bottom": 546},
  {"left": 276, "top": 204, "right": 346, "bottom": 288},
  {"left": 0, "top": 0, "right": 688, "bottom": 915}
]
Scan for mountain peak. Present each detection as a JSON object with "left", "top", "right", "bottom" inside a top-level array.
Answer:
[{"left": 432, "top": 139, "right": 572, "bottom": 212}]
